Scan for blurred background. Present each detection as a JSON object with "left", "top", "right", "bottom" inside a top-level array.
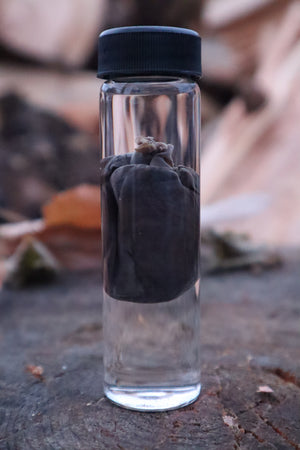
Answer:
[{"left": 0, "top": 0, "right": 299, "bottom": 285}]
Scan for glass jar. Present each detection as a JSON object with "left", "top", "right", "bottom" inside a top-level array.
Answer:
[{"left": 98, "top": 26, "right": 202, "bottom": 411}]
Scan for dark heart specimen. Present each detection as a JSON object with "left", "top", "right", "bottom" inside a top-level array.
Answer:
[{"left": 100, "top": 137, "right": 200, "bottom": 303}]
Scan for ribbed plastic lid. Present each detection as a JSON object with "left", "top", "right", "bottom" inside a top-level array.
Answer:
[{"left": 97, "top": 26, "right": 201, "bottom": 79}]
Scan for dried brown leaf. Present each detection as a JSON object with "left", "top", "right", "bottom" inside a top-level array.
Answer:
[
  {"left": 0, "top": 185, "right": 102, "bottom": 275},
  {"left": 43, "top": 185, "right": 100, "bottom": 229},
  {"left": 26, "top": 364, "right": 44, "bottom": 380},
  {"left": 35, "top": 226, "right": 101, "bottom": 270}
]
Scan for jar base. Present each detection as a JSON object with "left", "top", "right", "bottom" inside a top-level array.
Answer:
[{"left": 104, "top": 382, "right": 201, "bottom": 412}]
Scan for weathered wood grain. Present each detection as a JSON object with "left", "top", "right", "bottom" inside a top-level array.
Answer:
[{"left": 0, "top": 251, "right": 299, "bottom": 449}]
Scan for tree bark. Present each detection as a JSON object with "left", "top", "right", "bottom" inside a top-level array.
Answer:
[{"left": 0, "top": 250, "right": 299, "bottom": 448}]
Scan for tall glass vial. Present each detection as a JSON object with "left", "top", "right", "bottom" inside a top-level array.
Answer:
[{"left": 98, "top": 26, "right": 202, "bottom": 411}]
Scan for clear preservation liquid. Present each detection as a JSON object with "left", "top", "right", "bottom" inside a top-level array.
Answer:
[{"left": 100, "top": 77, "right": 201, "bottom": 410}]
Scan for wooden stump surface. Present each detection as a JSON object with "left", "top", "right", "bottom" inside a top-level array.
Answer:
[{"left": 0, "top": 250, "right": 299, "bottom": 449}]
